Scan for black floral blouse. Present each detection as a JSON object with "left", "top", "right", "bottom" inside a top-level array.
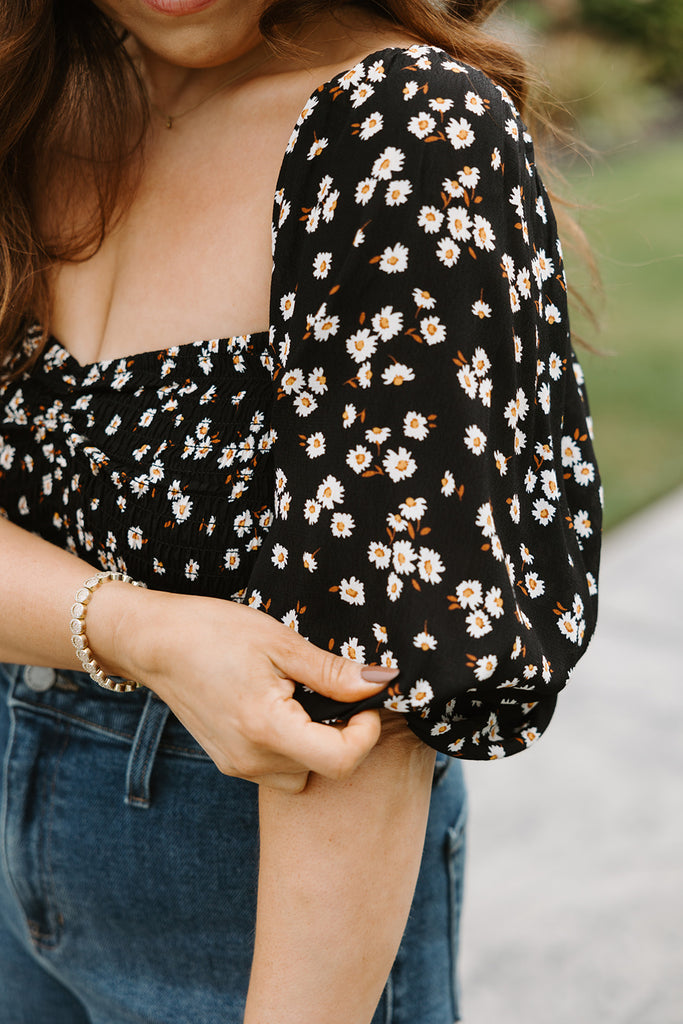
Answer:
[{"left": 0, "top": 45, "right": 602, "bottom": 759}]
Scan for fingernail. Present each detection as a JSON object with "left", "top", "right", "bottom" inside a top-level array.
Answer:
[{"left": 360, "top": 666, "right": 400, "bottom": 684}]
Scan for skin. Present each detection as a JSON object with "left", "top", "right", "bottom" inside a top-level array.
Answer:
[{"left": 4, "top": 2, "right": 439, "bottom": 1019}]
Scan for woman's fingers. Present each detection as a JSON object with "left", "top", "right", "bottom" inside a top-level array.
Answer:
[
  {"left": 272, "top": 705, "right": 383, "bottom": 781},
  {"left": 275, "top": 632, "right": 400, "bottom": 702},
  {"left": 245, "top": 771, "right": 310, "bottom": 794}
]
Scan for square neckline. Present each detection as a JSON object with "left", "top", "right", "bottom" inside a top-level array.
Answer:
[{"left": 44, "top": 43, "right": 430, "bottom": 373}]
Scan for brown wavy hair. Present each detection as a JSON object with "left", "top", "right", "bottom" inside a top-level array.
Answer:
[{"left": 0, "top": 0, "right": 537, "bottom": 380}]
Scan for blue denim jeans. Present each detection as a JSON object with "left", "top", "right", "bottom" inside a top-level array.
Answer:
[{"left": 0, "top": 662, "right": 466, "bottom": 1024}]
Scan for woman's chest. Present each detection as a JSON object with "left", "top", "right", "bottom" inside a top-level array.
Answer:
[{"left": 48, "top": 105, "right": 295, "bottom": 366}]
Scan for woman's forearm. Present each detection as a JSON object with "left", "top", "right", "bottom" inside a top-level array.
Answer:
[
  {"left": 0, "top": 516, "right": 139, "bottom": 673},
  {"left": 0, "top": 517, "right": 386, "bottom": 786},
  {"left": 245, "top": 715, "right": 437, "bottom": 1024}
]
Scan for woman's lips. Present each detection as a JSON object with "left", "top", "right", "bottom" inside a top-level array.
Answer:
[{"left": 140, "top": 0, "right": 219, "bottom": 16}]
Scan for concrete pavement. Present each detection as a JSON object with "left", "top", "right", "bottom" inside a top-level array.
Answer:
[{"left": 459, "top": 487, "right": 683, "bottom": 1023}]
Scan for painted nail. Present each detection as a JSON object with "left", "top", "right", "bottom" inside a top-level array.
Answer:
[{"left": 360, "top": 666, "right": 400, "bottom": 684}]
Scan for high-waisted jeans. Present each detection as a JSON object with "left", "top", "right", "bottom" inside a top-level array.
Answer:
[{"left": 0, "top": 662, "right": 467, "bottom": 1024}]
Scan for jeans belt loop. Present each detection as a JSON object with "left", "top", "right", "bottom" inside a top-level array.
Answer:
[{"left": 125, "top": 690, "right": 171, "bottom": 809}]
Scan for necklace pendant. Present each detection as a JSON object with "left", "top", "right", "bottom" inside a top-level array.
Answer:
[{"left": 165, "top": 116, "right": 174, "bottom": 129}]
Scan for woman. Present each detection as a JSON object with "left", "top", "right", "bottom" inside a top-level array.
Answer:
[{"left": 0, "top": 1, "right": 601, "bottom": 1021}]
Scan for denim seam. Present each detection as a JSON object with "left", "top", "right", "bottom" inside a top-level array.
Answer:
[
  {"left": 9, "top": 697, "right": 209, "bottom": 760},
  {"left": 32, "top": 724, "right": 70, "bottom": 951},
  {"left": 9, "top": 700, "right": 136, "bottom": 743},
  {"left": 447, "top": 794, "right": 468, "bottom": 1024},
  {"left": 0, "top": 703, "right": 24, "bottom": 939},
  {"left": 126, "top": 704, "right": 151, "bottom": 806},
  {"left": 126, "top": 698, "right": 170, "bottom": 808}
]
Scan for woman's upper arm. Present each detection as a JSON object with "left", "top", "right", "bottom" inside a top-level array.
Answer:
[{"left": 244, "top": 46, "right": 602, "bottom": 761}]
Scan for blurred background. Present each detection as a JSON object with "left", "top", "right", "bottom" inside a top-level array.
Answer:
[
  {"left": 496, "top": 0, "right": 683, "bottom": 527},
  {"left": 458, "top": 2, "right": 683, "bottom": 1021}
]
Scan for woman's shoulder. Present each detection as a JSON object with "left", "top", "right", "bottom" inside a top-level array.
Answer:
[
  {"left": 275, "top": 41, "right": 529, "bottom": 217},
  {"left": 273, "top": 41, "right": 536, "bottom": 269},
  {"left": 286, "top": 43, "right": 519, "bottom": 156}
]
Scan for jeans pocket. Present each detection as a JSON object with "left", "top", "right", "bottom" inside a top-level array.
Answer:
[{"left": 447, "top": 796, "right": 468, "bottom": 1022}]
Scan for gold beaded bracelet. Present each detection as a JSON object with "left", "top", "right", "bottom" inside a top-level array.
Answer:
[{"left": 69, "top": 572, "right": 147, "bottom": 692}]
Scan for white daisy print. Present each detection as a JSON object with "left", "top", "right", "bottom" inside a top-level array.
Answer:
[
  {"left": 385, "top": 179, "right": 413, "bottom": 206},
  {"left": 408, "top": 111, "right": 436, "bottom": 139},
  {"left": 313, "top": 252, "right": 333, "bottom": 279},
  {"left": 403, "top": 411, "right": 430, "bottom": 440},
  {"left": 464, "top": 424, "right": 487, "bottom": 455},
  {"left": 445, "top": 116, "right": 474, "bottom": 149},
  {"left": 456, "top": 579, "right": 483, "bottom": 609},
  {"left": 372, "top": 146, "right": 405, "bottom": 180},
  {"left": 331, "top": 512, "right": 355, "bottom": 538},
  {"left": 368, "top": 541, "right": 392, "bottom": 569},
  {"left": 355, "top": 177, "right": 378, "bottom": 205},
  {"left": 383, "top": 446, "right": 417, "bottom": 481},
  {"left": 346, "top": 445, "right": 372, "bottom": 474},
  {"left": 372, "top": 306, "right": 404, "bottom": 340},
  {"left": 378, "top": 242, "right": 409, "bottom": 274},
  {"left": 418, "top": 205, "right": 445, "bottom": 234}
]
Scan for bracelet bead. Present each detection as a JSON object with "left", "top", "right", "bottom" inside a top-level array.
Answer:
[{"left": 69, "top": 571, "right": 147, "bottom": 692}]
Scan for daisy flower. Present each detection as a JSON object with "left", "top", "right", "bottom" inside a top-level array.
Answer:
[
  {"left": 445, "top": 116, "right": 474, "bottom": 149},
  {"left": 409, "top": 681, "right": 434, "bottom": 707},
  {"left": 371, "top": 146, "right": 405, "bottom": 180},
  {"left": 313, "top": 252, "right": 333, "bottom": 279},
  {"left": 355, "top": 177, "right": 377, "bottom": 205},
  {"left": 408, "top": 111, "right": 436, "bottom": 138},
  {"left": 383, "top": 446, "right": 417, "bottom": 481},
  {"left": 456, "top": 579, "right": 482, "bottom": 609},
  {"left": 418, "top": 548, "right": 445, "bottom": 584},
  {"left": 413, "top": 630, "right": 437, "bottom": 651},
  {"left": 532, "top": 498, "right": 556, "bottom": 526},
  {"left": 385, "top": 179, "right": 413, "bottom": 206},
  {"left": 346, "top": 445, "right": 373, "bottom": 474},
  {"left": 436, "top": 237, "right": 460, "bottom": 267},
  {"left": 340, "top": 638, "right": 365, "bottom": 662},
  {"left": 346, "top": 329, "right": 378, "bottom": 363},
  {"left": 381, "top": 363, "right": 415, "bottom": 387},
  {"left": 392, "top": 539, "right": 418, "bottom": 575},
  {"left": 447, "top": 206, "right": 472, "bottom": 241},
  {"left": 224, "top": 549, "right": 240, "bottom": 570},
  {"left": 378, "top": 243, "right": 409, "bottom": 274},
  {"left": 359, "top": 111, "right": 383, "bottom": 139},
  {"left": 399, "top": 496, "right": 427, "bottom": 520},
  {"left": 473, "top": 214, "right": 496, "bottom": 251},
  {"left": 484, "top": 587, "right": 505, "bottom": 618},
  {"left": 418, "top": 205, "right": 444, "bottom": 234},
  {"left": 331, "top": 512, "right": 355, "bottom": 538},
  {"left": 403, "top": 410, "right": 430, "bottom": 440},
  {"left": 464, "top": 424, "right": 487, "bottom": 455},
  {"left": 372, "top": 306, "right": 403, "bottom": 341},
  {"left": 339, "top": 577, "right": 365, "bottom": 606},
  {"left": 412, "top": 287, "right": 436, "bottom": 310},
  {"left": 368, "top": 541, "right": 391, "bottom": 569},
  {"left": 317, "top": 475, "right": 344, "bottom": 508},
  {"left": 420, "top": 316, "right": 447, "bottom": 344}
]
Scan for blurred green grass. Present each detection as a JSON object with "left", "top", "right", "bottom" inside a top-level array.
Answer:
[{"left": 565, "top": 136, "right": 683, "bottom": 530}]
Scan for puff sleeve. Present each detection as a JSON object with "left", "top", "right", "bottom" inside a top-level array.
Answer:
[{"left": 243, "top": 45, "right": 602, "bottom": 759}]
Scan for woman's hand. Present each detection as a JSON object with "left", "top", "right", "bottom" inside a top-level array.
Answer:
[{"left": 89, "top": 584, "right": 392, "bottom": 792}]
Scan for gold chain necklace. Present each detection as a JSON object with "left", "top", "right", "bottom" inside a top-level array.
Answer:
[{"left": 150, "top": 45, "right": 273, "bottom": 129}]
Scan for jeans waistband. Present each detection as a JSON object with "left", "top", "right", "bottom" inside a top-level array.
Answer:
[{"left": 1, "top": 663, "right": 211, "bottom": 809}]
